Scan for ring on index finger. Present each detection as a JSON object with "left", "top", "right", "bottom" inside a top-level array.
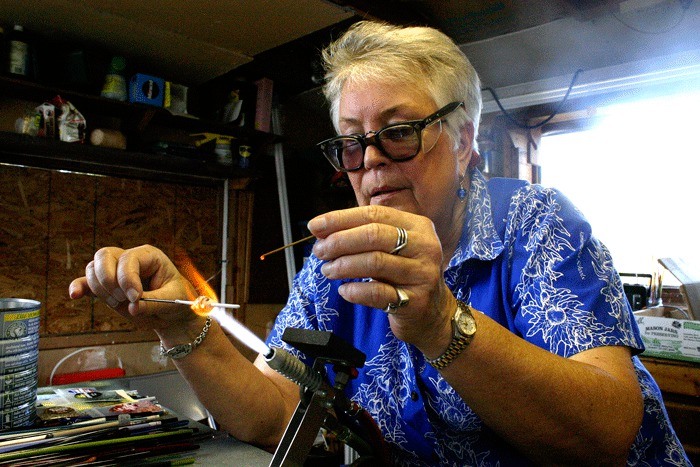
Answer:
[
  {"left": 384, "top": 287, "right": 409, "bottom": 314},
  {"left": 389, "top": 227, "right": 408, "bottom": 255}
]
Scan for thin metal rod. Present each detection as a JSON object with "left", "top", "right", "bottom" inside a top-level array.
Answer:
[
  {"left": 259, "top": 235, "right": 314, "bottom": 261},
  {"left": 220, "top": 179, "right": 229, "bottom": 304},
  {"left": 139, "top": 298, "right": 240, "bottom": 309},
  {"left": 272, "top": 106, "right": 296, "bottom": 291}
]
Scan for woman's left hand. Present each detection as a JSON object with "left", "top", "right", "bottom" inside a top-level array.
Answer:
[{"left": 308, "top": 205, "right": 455, "bottom": 352}]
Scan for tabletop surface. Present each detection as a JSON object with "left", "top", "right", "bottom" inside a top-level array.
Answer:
[{"left": 39, "top": 370, "right": 273, "bottom": 466}]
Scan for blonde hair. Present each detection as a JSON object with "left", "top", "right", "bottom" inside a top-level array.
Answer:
[{"left": 321, "top": 21, "right": 482, "bottom": 150}]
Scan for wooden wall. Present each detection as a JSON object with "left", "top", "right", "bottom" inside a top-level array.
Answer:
[{"left": 0, "top": 164, "right": 230, "bottom": 348}]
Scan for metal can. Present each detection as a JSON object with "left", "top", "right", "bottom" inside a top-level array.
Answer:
[{"left": 0, "top": 298, "right": 41, "bottom": 339}]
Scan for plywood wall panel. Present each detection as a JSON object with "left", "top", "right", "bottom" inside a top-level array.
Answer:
[
  {"left": 45, "top": 171, "right": 96, "bottom": 335},
  {"left": 92, "top": 177, "right": 178, "bottom": 332},
  {"left": 95, "top": 177, "right": 177, "bottom": 251},
  {"left": 0, "top": 166, "right": 50, "bottom": 330},
  {"left": 173, "top": 184, "right": 223, "bottom": 294},
  {"left": 1, "top": 165, "right": 232, "bottom": 347}
]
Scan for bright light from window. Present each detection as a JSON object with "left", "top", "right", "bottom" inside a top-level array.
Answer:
[{"left": 538, "top": 89, "right": 700, "bottom": 281}]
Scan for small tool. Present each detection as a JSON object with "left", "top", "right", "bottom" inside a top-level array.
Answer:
[
  {"left": 139, "top": 298, "right": 240, "bottom": 309},
  {"left": 260, "top": 234, "right": 315, "bottom": 260}
]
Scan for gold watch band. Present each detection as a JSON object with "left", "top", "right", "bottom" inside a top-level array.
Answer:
[
  {"left": 426, "top": 336, "right": 471, "bottom": 370},
  {"left": 426, "top": 300, "right": 476, "bottom": 370}
]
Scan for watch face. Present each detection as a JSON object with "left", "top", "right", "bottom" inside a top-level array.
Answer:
[{"left": 455, "top": 304, "right": 477, "bottom": 338}]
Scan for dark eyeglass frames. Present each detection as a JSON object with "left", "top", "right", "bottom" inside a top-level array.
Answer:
[{"left": 317, "top": 101, "right": 464, "bottom": 172}]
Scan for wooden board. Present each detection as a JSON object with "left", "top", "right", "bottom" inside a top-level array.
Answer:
[{"left": 0, "top": 165, "right": 234, "bottom": 346}]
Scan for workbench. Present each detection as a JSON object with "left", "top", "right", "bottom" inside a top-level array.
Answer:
[
  {"left": 39, "top": 370, "right": 273, "bottom": 465},
  {"left": 641, "top": 356, "right": 700, "bottom": 464}
]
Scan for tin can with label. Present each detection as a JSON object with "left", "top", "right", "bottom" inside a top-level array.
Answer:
[
  {"left": 0, "top": 385, "right": 37, "bottom": 411},
  {"left": 0, "top": 366, "right": 38, "bottom": 392},
  {"left": 0, "top": 299, "right": 41, "bottom": 426},
  {"left": 0, "top": 299, "right": 41, "bottom": 339},
  {"left": 0, "top": 401, "right": 36, "bottom": 429}
]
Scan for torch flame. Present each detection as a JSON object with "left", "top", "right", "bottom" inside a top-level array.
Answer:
[
  {"left": 174, "top": 248, "right": 218, "bottom": 317},
  {"left": 173, "top": 248, "right": 270, "bottom": 357}
]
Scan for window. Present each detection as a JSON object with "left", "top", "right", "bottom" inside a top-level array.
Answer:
[{"left": 538, "top": 89, "right": 700, "bottom": 281}]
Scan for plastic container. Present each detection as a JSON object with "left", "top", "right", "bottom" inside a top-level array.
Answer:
[
  {"left": 238, "top": 144, "right": 252, "bottom": 168},
  {"left": 192, "top": 133, "right": 235, "bottom": 165},
  {"left": 101, "top": 56, "right": 127, "bottom": 101}
]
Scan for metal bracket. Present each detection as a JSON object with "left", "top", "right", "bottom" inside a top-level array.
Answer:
[{"left": 268, "top": 390, "right": 328, "bottom": 467}]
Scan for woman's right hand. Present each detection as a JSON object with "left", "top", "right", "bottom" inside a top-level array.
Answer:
[{"left": 68, "top": 244, "right": 198, "bottom": 331}]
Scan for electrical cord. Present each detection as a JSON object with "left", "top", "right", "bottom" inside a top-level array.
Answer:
[{"left": 482, "top": 68, "right": 584, "bottom": 130}]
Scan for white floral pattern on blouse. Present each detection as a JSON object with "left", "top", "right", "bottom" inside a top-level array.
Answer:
[{"left": 267, "top": 170, "right": 690, "bottom": 466}]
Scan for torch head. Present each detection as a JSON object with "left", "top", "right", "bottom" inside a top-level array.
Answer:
[{"left": 265, "top": 347, "right": 323, "bottom": 393}]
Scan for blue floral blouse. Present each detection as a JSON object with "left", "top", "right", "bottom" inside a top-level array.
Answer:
[{"left": 266, "top": 169, "right": 690, "bottom": 466}]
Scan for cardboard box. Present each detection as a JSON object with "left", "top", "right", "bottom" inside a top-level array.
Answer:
[
  {"left": 659, "top": 257, "right": 700, "bottom": 321},
  {"left": 635, "top": 313, "right": 700, "bottom": 364},
  {"left": 129, "top": 74, "right": 165, "bottom": 107},
  {"left": 254, "top": 77, "right": 273, "bottom": 132}
]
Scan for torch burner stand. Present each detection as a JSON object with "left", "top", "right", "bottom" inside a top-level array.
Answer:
[{"left": 266, "top": 328, "right": 388, "bottom": 466}]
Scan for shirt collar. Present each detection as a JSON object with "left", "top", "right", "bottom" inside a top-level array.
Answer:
[{"left": 448, "top": 168, "right": 504, "bottom": 267}]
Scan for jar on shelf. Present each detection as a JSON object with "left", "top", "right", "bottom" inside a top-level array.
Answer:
[{"left": 7, "top": 24, "right": 31, "bottom": 78}]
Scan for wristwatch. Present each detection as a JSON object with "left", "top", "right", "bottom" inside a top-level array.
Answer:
[{"left": 426, "top": 300, "right": 477, "bottom": 370}]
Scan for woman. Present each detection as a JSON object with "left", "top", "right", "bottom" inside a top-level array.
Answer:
[{"left": 70, "top": 21, "right": 689, "bottom": 465}]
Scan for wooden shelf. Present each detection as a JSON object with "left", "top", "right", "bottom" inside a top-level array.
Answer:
[
  {"left": 0, "top": 131, "right": 253, "bottom": 187},
  {"left": 0, "top": 75, "right": 279, "bottom": 143},
  {"left": 0, "top": 75, "right": 284, "bottom": 186}
]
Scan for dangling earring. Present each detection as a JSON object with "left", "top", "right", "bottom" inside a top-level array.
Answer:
[{"left": 457, "top": 173, "right": 467, "bottom": 201}]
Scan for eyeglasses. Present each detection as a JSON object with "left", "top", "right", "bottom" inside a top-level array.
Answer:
[{"left": 317, "top": 101, "right": 464, "bottom": 172}]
